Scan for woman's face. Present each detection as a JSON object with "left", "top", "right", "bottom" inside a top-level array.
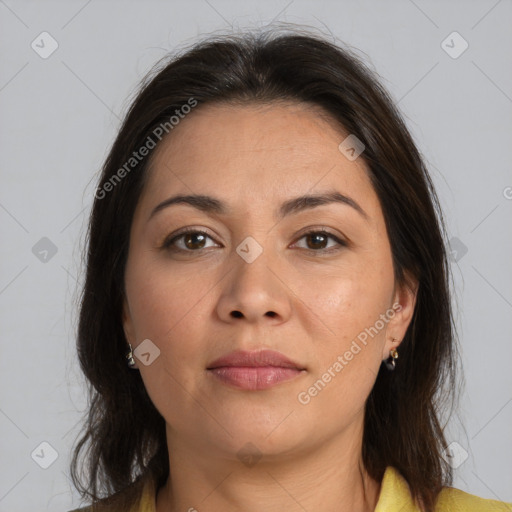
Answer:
[{"left": 122, "top": 101, "right": 416, "bottom": 460}]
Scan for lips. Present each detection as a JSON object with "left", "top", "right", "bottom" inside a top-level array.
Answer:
[
  {"left": 207, "top": 349, "right": 305, "bottom": 370},
  {"left": 207, "top": 350, "right": 306, "bottom": 390}
]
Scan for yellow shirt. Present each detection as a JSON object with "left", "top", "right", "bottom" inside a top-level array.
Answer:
[{"left": 70, "top": 466, "right": 512, "bottom": 511}]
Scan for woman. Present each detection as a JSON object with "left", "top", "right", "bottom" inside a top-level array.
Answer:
[{"left": 69, "top": 28, "right": 512, "bottom": 512}]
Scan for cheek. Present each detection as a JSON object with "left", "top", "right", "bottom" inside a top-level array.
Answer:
[
  {"left": 125, "top": 255, "right": 207, "bottom": 339},
  {"left": 124, "top": 258, "right": 213, "bottom": 422},
  {"left": 293, "top": 257, "right": 394, "bottom": 405},
  {"left": 124, "top": 255, "right": 216, "bottom": 388},
  {"left": 294, "top": 259, "right": 394, "bottom": 343}
]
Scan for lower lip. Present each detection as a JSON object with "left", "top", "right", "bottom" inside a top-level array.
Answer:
[{"left": 208, "top": 366, "right": 304, "bottom": 390}]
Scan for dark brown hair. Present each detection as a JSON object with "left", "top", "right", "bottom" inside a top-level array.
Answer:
[{"left": 71, "top": 26, "right": 460, "bottom": 512}]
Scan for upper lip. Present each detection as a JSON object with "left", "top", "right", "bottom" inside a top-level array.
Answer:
[{"left": 207, "top": 350, "right": 305, "bottom": 370}]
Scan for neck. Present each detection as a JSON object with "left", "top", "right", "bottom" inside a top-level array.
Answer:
[{"left": 156, "top": 424, "right": 382, "bottom": 512}]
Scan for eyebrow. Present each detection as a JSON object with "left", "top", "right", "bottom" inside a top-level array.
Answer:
[{"left": 148, "top": 190, "right": 368, "bottom": 223}]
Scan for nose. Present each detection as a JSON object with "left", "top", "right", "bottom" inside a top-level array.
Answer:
[{"left": 215, "top": 247, "right": 292, "bottom": 325}]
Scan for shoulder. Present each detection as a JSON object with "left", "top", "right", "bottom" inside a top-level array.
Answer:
[
  {"left": 376, "top": 466, "right": 511, "bottom": 512},
  {"left": 66, "top": 471, "right": 155, "bottom": 512},
  {"left": 435, "top": 486, "right": 512, "bottom": 511}
]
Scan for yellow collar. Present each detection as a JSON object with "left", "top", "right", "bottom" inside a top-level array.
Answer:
[
  {"left": 138, "top": 466, "right": 419, "bottom": 512},
  {"left": 374, "top": 466, "right": 422, "bottom": 511},
  {"left": 136, "top": 465, "right": 511, "bottom": 512}
]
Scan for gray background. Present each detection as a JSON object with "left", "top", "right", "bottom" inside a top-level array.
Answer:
[{"left": 1, "top": 0, "right": 511, "bottom": 510}]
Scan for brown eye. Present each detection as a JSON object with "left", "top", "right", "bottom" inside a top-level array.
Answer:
[
  {"left": 182, "top": 232, "right": 207, "bottom": 250},
  {"left": 294, "top": 229, "right": 347, "bottom": 253},
  {"left": 163, "top": 230, "right": 218, "bottom": 252},
  {"left": 305, "top": 232, "right": 329, "bottom": 250}
]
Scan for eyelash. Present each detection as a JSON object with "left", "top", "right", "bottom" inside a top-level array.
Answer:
[{"left": 161, "top": 228, "right": 347, "bottom": 255}]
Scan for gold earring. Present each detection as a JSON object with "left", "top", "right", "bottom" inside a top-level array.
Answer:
[
  {"left": 385, "top": 338, "right": 399, "bottom": 371},
  {"left": 126, "top": 343, "right": 137, "bottom": 369}
]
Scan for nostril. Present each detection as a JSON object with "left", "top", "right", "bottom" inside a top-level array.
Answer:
[{"left": 231, "top": 311, "right": 243, "bottom": 318}]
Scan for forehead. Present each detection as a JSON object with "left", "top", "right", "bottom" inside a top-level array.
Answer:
[{"left": 138, "top": 101, "right": 377, "bottom": 219}]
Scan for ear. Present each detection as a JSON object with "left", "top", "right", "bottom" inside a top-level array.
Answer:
[
  {"left": 122, "top": 295, "right": 138, "bottom": 368},
  {"left": 382, "top": 273, "right": 418, "bottom": 360}
]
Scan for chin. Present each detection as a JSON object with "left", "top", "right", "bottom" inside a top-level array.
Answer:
[{"left": 200, "top": 414, "right": 309, "bottom": 460}]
